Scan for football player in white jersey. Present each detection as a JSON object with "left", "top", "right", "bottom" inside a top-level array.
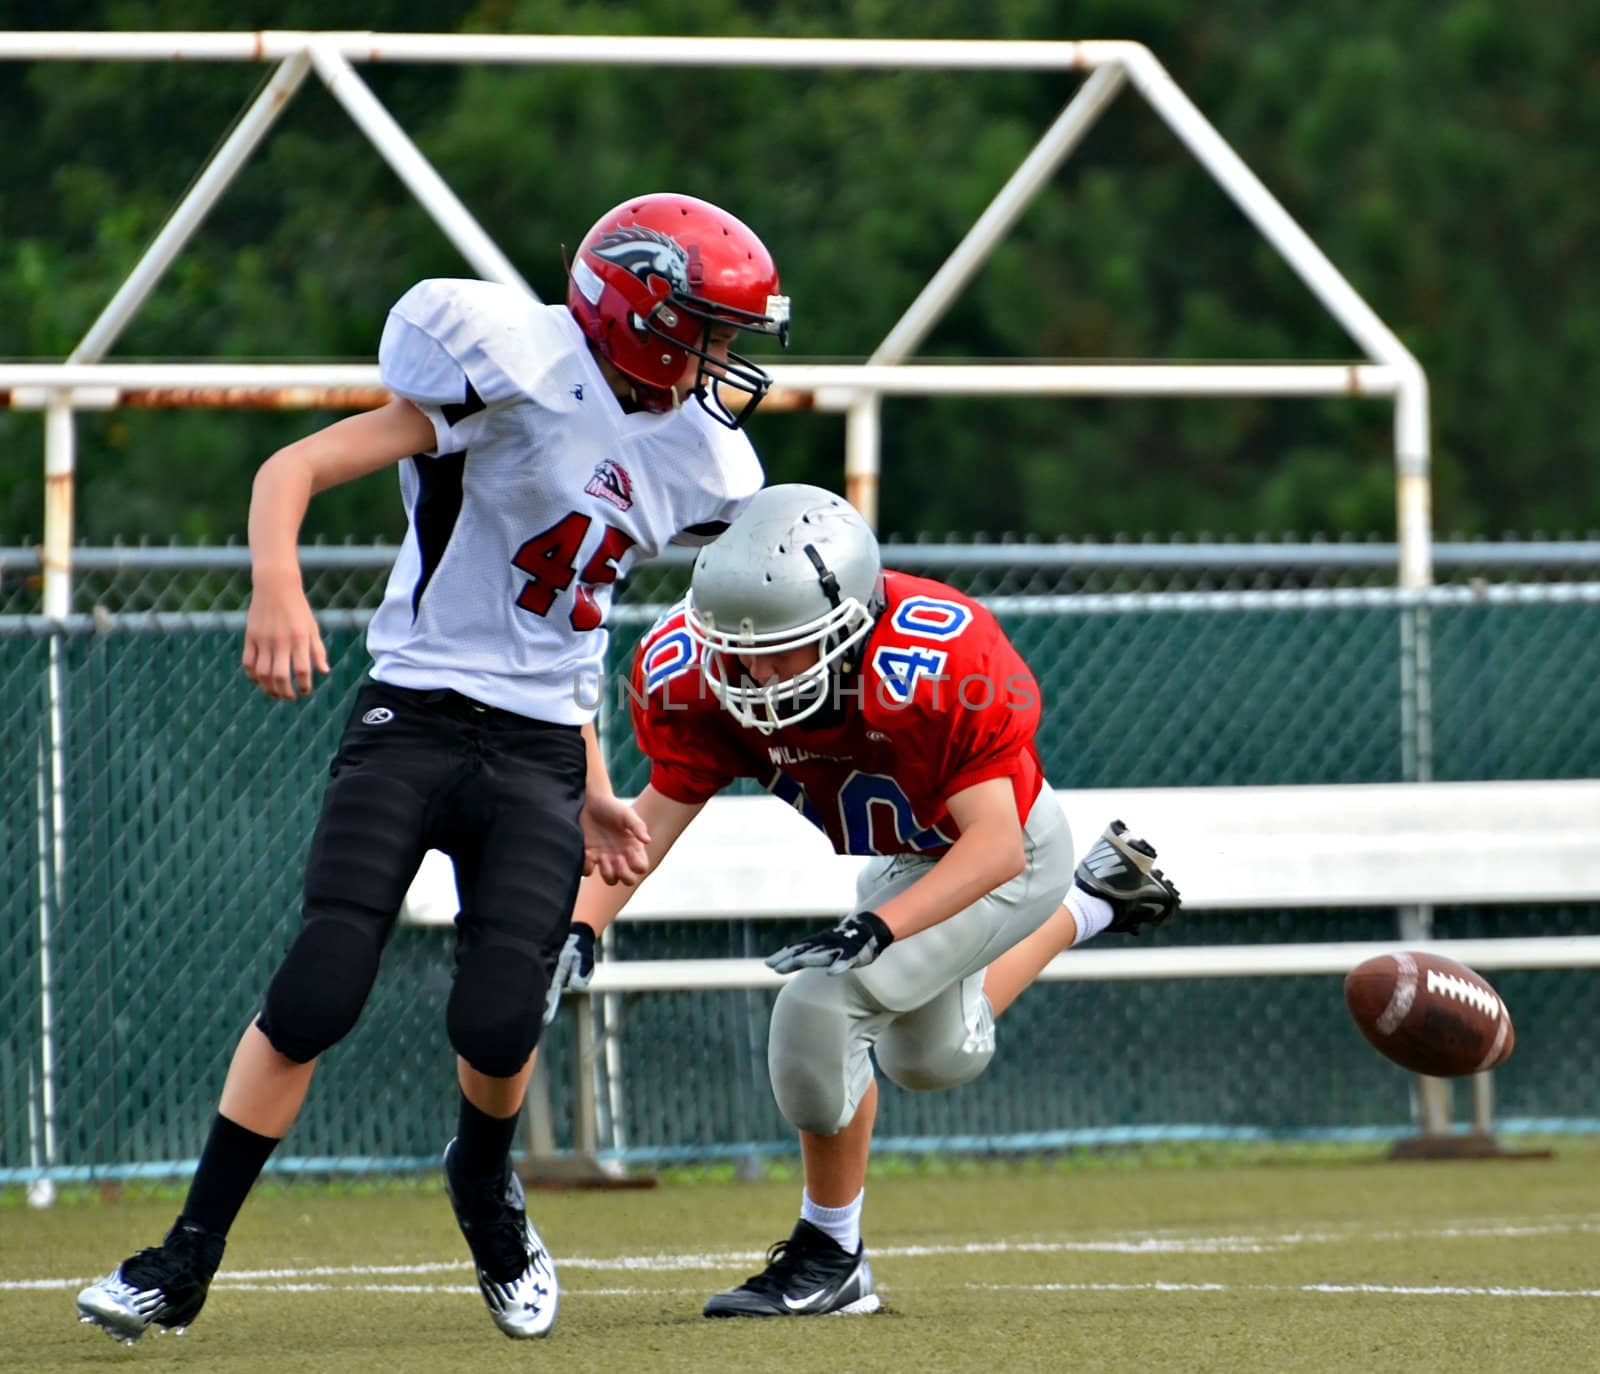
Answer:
[{"left": 76, "top": 193, "right": 790, "bottom": 1346}]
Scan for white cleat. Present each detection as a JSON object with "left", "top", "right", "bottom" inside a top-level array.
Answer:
[
  {"left": 473, "top": 1214, "right": 558, "bottom": 1338},
  {"left": 443, "top": 1139, "right": 559, "bottom": 1339},
  {"left": 75, "top": 1219, "right": 225, "bottom": 1344}
]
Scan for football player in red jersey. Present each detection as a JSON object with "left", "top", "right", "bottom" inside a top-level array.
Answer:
[
  {"left": 76, "top": 194, "right": 788, "bottom": 1346},
  {"left": 548, "top": 483, "right": 1181, "bottom": 1318}
]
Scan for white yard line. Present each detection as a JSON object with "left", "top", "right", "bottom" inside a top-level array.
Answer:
[
  {"left": 980, "top": 1281, "right": 1600, "bottom": 1299},
  {"left": 220, "top": 1282, "right": 707, "bottom": 1298},
  {"left": 8, "top": 1212, "right": 1598, "bottom": 1295}
]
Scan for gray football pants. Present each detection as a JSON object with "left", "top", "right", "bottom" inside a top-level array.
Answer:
[{"left": 767, "top": 787, "right": 1075, "bottom": 1136}]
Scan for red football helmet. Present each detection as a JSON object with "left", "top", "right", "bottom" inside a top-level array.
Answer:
[{"left": 566, "top": 192, "right": 788, "bottom": 428}]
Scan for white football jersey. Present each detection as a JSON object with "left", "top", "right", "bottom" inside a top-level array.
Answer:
[{"left": 366, "top": 278, "right": 763, "bottom": 724}]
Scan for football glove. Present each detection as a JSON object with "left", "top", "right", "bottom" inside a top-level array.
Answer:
[
  {"left": 766, "top": 910, "right": 895, "bottom": 976},
  {"left": 542, "top": 921, "right": 597, "bottom": 1025}
]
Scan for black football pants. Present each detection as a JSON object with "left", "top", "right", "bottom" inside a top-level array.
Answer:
[{"left": 255, "top": 680, "right": 587, "bottom": 1077}]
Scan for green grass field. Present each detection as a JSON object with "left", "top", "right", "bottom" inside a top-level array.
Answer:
[{"left": 6, "top": 1147, "right": 1599, "bottom": 1373}]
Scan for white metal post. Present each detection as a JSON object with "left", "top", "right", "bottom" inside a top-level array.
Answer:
[
  {"left": 29, "top": 739, "right": 58, "bottom": 1207},
  {"left": 1395, "top": 368, "right": 1435, "bottom": 790},
  {"left": 42, "top": 397, "right": 74, "bottom": 620},
  {"left": 33, "top": 395, "right": 76, "bottom": 1201},
  {"left": 844, "top": 396, "right": 882, "bottom": 527},
  {"left": 1391, "top": 365, "right": 1451, "bottom": 1135},
  {"left": 599, "top": 921, "right": 629, "bottom": 1158},
  {"left": 69, "top": 53, "right": 313, "bottom": 365},
  {"left": 307, "top": 44, "right": 536, "bottom": 295},
  {"left": 872, "top": 64, "right": 1127, "bottom": 365},
  {"left": 1119, "top": 46, "right": 1423, "bottom": 380},
  {"left": 1394, "top": 368, "right": 1435, "bottom": 593}
]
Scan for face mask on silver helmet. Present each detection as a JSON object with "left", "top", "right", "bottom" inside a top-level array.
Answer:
[{"left": 686, "top": 484, "right": 885, "bottom": 734}]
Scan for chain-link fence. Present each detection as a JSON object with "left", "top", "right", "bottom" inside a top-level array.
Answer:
[
  {"left": 8, "top": 536, "right": 1600, "bottom": 617},
  {"left": 3, "top": 540, "right": 1599, "bottom": 1182}
]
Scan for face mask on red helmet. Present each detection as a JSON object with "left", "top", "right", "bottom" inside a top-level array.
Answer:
[{"left": 567, "top": 193, "right": 789, "bottom": 428}]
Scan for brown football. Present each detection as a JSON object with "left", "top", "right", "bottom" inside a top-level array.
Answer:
[{"left": 1343, "top": 951, "right": 1515, "bottom": 1077}]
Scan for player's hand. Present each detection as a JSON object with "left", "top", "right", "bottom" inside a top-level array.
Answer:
[
  {"left": 581, "top": 792, "right": 651, "bottom": 885},
  {"left": 766, "top": 911, "right": 895, "bottom": 976},
  {"left": 542, "top": 921, "right": 597, "bottom": 1025},
  {"left": 242, "top": 572, "right": 329, "bottom": 700}
]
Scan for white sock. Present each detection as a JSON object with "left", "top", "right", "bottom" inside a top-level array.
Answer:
[
  {"left": 1065, "top": 884, "right": 1115, "bottom": 946},
  {"left": 801, "top": 1189, "right": 864, "bottom": 1253}
]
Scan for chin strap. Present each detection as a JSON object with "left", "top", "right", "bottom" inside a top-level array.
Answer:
[
  {"left": 621, "top": 379, "right": 681, "bottom": 415},
  {"left": 802, "top": 544, "right": 887, "bottom": 685}
]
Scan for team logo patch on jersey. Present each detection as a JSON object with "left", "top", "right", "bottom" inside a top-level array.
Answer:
[
  {"left": 585, "top": 459, "right": 635, "bottom": 512},
  {"left": 362, "top": 707, "right": 394, "bottom": 725}
]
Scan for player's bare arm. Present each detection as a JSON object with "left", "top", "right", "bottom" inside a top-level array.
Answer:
[
  {"left": 871, "top": 776, "right": 1026, "bottom": 941},
  {"left": 579, "top": 722, "right": 653, "bottom": 886},
  {"left": 864, "top": 774, "right": 1024, "bottom": 946},
  {"left": 544, "top": 785, "right": 705, "bottom": 1024},
  {"left": 574, "top": 784, "right": 704, "bottom": 934},
  {"left": 766, "top": 776, "right": 1026, "bottom": 976},
  {"left": 243, "top": 398, "right": 437, "bottom": 701}
]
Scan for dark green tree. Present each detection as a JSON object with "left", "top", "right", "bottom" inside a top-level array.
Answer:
[{"left": 2, "top": 0, "right": 1595, "bottom": 543}]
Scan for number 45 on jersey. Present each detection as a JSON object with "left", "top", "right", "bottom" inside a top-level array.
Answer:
[{"left": 512, "top": 511, "right": 635, "bottom": 632}]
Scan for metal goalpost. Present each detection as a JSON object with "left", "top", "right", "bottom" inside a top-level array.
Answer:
[{"left": 0, "top": 30, "right": 1432, "bottom": 602}]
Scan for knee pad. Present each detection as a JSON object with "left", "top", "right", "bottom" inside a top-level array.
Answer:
[
  {"left": 257, "top": 916, "right": 385, "bottom": 1063},
  {"left": 767, "top": 973, "right": 865, "bottom": 1136},
  {"left": 876, "top": 997, "right": 996, "bottom": 1093},
  {"left": 448, "top": 945, "right": 549, "bottom": 1079}
]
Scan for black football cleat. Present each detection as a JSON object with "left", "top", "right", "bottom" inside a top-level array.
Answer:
[
  {"left": 76, "top": 1218, "right": 226, "bottom": 1344},
  {"left": 1074, "top": 820, "right": 1182, "bottom": 934},
  {"left": 443, "top": 1139, "right": 558, "bottom": 1338},
  {"left": 704, "top": 1219, "right": 879, "bottom": 1318}
]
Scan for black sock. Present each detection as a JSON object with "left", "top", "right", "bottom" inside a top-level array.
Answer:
[
  {"left": 178, "top": 1114, "right": 281, "bottom": 1237},
  {"left": 451, "top": 1091, "right": 521, "bottom": 1186}
]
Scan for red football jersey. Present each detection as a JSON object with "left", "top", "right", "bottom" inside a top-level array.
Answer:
[{"left": 631, "top": 572, "right": 1045, "bottom": 857}]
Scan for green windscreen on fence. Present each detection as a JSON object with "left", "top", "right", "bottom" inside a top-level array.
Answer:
[{"left": 2, "top": 563, "right": 1598, "bottom": 1181}]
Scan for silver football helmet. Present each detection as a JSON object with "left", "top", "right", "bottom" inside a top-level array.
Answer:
[{"left": 687, "top": 484, "right": 883, "bottom": 733}]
